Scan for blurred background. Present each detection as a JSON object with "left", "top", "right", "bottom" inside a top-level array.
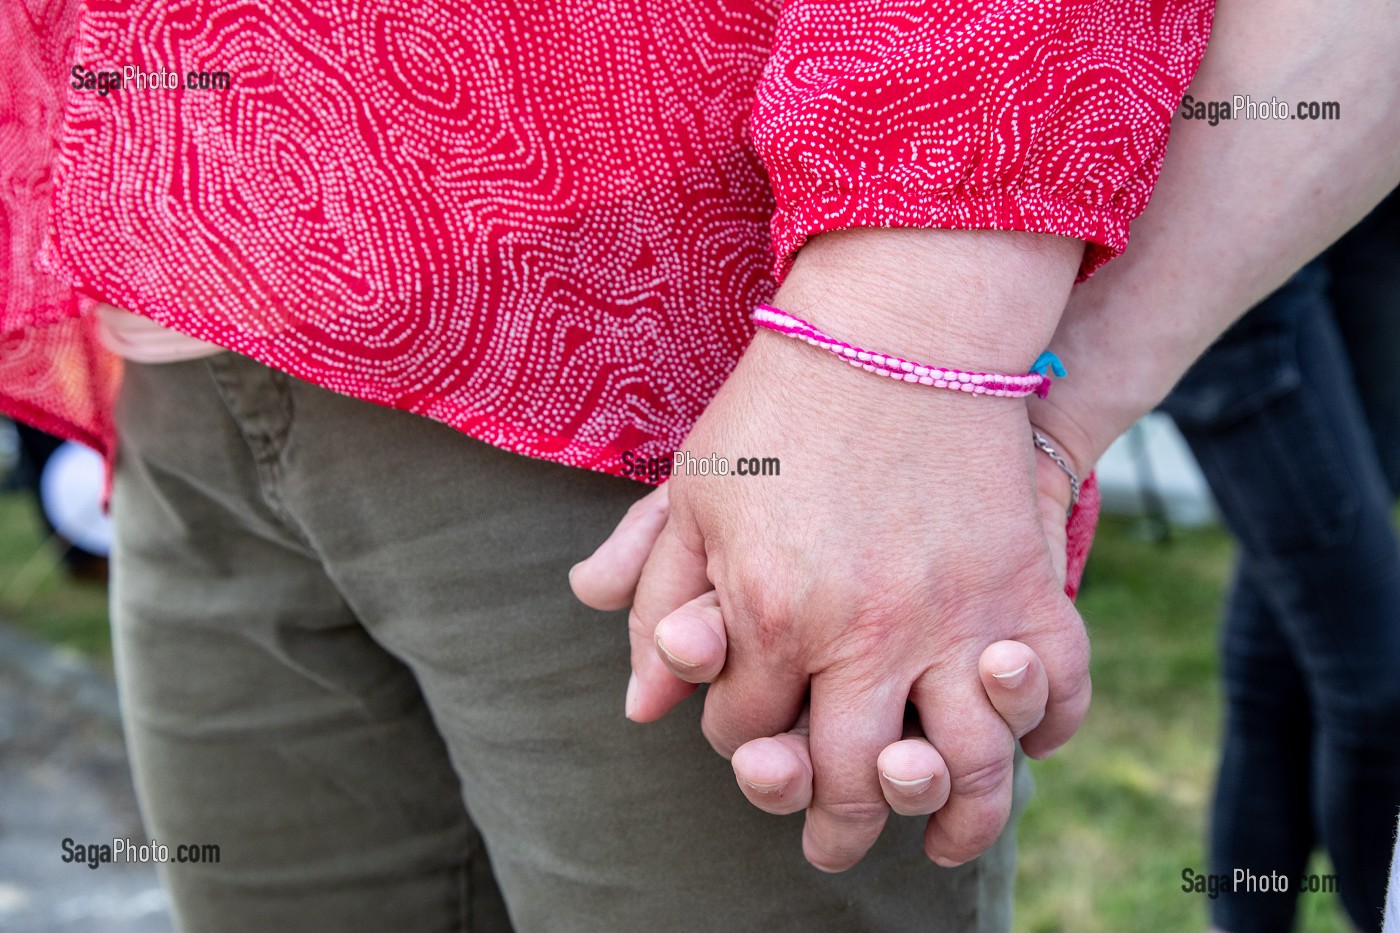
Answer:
[{"left": 0, "top": 414, "right": 1356, "bottom": 932}]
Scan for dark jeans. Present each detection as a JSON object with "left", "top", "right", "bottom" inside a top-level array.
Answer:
[{"left": 1161, "top": 197, "right": 1400, "bottom": 933}]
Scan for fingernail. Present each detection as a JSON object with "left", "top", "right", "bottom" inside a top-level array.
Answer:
[
  {"left": 567, "top": 562, "right": 581, "bottom": 585},
  {"left": 655, "top": 634, "right": 700, "bottom": 670},
  {"left": 738, "top": 774, "right": 790, "bottom": 794},
  {"left": 933, "top": 855, "right": 966, "bottom": 869},
  {"left": 881, "top": 772, "right": 934, "bottom": 793},
  {"left": 625, "top": 672, "right": 639, "bottom": 719},
  {"left": 991, "top": 661, "right": 1031, "bottom": 688}
]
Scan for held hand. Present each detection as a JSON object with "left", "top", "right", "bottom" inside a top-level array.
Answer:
[
  {"left": 572, "top": 430, "right": 1092, "bottom": 824},
  {"left": 577, "top": 321, "right": 1091, "bottom": 871},
  {"left": 575, "top": 528, "right": 1055, "bottom": 818},
  {"left": 728, "top": 639, "right": 1051, "bottom": 818}
]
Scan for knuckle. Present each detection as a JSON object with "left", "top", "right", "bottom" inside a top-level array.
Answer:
[
  {"left": 1034, "top": 611, "right": 1091, "bottom": 662},
  {"left": 722, "top": 581, "right": 794, "bottom": 657},
  {"left": 931, "top": 774, "right": 1014, "bottom": 860},
  {"left": 823, "top": 588, "right": 923, "bottom": 664},
  {"left": 1049, "top": 664, "right": 1092, "bottom": 715},
  {"left": 817, "top": 796, "right": 891, "bottom": 828},
  {"left": 929, "top": 815, "right": 1004, "bottom": 863},
  {"left": 950, "top": 753, "right": 1014, "bottom": 802},
  {"left": 1060, "top": 627, "right": 1092, "bottom": 672}
]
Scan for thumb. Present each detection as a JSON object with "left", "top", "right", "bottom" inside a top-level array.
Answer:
[{"left": 978, "top": 640, "right": 1049, "bottom": 741}]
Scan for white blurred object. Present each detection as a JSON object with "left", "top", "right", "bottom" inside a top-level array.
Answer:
[
  {"left": 39, "top": 441, "right": 112, "bottom": 556},
  {"left": 1094, "top": 414, "right": 1217, "bottom": 527}
]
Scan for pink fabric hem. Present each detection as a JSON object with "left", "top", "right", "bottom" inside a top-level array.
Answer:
[{"left": 770, "top": 185, "right": 1130, "bottom": 284}]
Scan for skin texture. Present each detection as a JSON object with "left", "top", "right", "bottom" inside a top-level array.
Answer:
[
  {"left": 575, "top": 0, "right": 1400, "bottom": 876},
  {"left": 572, "top": 483, "right": 1059, "bottom": 824}
]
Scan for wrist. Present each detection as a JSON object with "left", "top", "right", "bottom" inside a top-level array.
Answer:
[
  {"left": 753, "top": 305, "right": 1059, "bottom": 399},
  {"left": 1025, "top": 327, "right": 1179, "bottom": 474},
  {"left": 1025, "top": 279, "right": 1174, "bottom": 473},
  {"left": 775, "top": 227, "right": 1081, "bottom": 374},
  {"left": 738, "top": 326, "right": 1037, "bottom": 471},
  {"left": 1026, "top": 396, "right": 1098, "bottom": 478}
]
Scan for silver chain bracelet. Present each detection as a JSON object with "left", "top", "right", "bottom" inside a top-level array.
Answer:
[{"left": 1032, "top": 430, "right": 1080, "bottom": 518}]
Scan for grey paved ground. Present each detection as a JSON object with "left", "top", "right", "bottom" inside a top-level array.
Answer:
[{"left": 0, "top": 626, "right": 173, "bottom": 932}]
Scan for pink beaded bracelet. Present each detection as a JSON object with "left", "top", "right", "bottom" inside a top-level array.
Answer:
[{"left": 752, "top": 304, "right": 1064, "bottom": 399}]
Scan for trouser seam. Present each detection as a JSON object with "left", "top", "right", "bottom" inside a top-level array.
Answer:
[{"left": 204, "top": 355, "right": 313, "bottom": 549}]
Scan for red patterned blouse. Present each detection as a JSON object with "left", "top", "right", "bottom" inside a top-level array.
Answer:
[{"left": 1, "top": 0, "right": 1212, "bottom": 475}]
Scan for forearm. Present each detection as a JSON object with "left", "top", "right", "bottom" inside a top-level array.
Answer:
[{"left": 1030, "top": 0, "right": 1400, "bottom": 470}]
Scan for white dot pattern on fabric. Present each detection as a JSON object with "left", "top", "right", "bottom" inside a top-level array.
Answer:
[{"left": 2, "top": 0, "right": 1211, "bottom": 477}]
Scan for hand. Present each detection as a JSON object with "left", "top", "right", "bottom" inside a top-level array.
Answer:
[
  {"left": 724, "top": 638, "right": 1052, "bottom": 819},
  {"left": 575, "top": 496, "right": 1057, "bottom": 817},
  {"left": 572, "top": 431, "right": 1092, "bottom": 822},
  {"left": 575, "top": 320, "right": 1091, "bottom": 871}
]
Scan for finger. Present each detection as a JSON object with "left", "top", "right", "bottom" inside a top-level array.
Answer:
[
  {"left": 653, "top": 591, "right": 727, "bottom": 683},
  {"left": 627, "top": 526, "right": 711, "bottom": 722},
  {"left": 699, "top": 647, "right": 809, "bottom": 758},
  {"left": 801, "top": 672, "right": 906, "bottom": 872},
  {"left": 878, "top": 738, "right": 951, "bottom": 817},
  {"left": 915, "top": 675, "right": 1017, "bottom": 868},
  {"left": 731, "top": 712, "right": 814, "bottom": 816},
  {"left": 690, "top": 577, "right": 807, "bottom": 758},
  {"left": 978, "top": 640, "right": 1049, "bottom": 740},
  {"left": 570, "top": 484, "right": 670, "bottom": 611},
  {"left": 1019, "top": 601, "right": 1092, "bottom": 759}
]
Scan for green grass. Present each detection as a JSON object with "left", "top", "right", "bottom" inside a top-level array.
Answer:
[
  {"left": 0, "top": 489, "right": 1360, "bottom": 928},
  {"left": 0, "top": 490, "right": 113, "bottom": 664}
]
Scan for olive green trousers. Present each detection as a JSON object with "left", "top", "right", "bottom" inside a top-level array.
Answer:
[{"left": 110, "top": 353, "right": 1023, "bottom": 932}]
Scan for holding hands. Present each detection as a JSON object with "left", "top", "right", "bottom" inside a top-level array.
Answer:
[{"left": 572, "top": 228, "right": 1097, "bottom": 872}]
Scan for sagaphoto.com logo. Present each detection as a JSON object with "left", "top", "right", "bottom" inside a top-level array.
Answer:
[
  {"left": 618, "top": 450, "right": 781, "bottom": 483},
  {"left": 70, "top": 63, "right": 233, "bottom": 97},
  {"left": 1178, "top": 92, "right": 1339, "bottom": 127}
]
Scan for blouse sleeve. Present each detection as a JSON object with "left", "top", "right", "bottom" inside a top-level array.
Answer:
[{"left": 751, "top": 0, "right": 1214, "bottom": 280}]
